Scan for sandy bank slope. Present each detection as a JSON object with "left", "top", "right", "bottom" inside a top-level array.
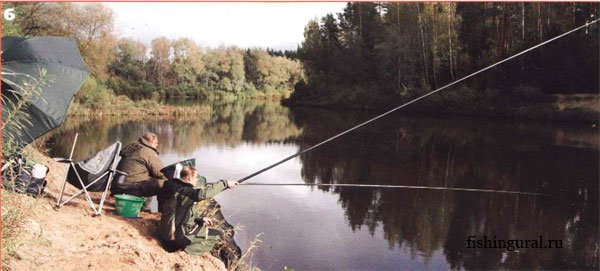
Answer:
[{"left": 9, "top": 148, "right": 225, "bottom": 271}]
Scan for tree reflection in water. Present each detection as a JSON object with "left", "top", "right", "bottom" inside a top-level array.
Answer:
[
  {"left": 292, "top": 107, "right": 598, "bottom": 269},
  {"left": 46, "top": 100, "right": 302, "bottom": 160}
]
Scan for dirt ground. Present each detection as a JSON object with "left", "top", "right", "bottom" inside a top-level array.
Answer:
[{"left": 7, "top": 148, "right": 226, "bottom": 271}]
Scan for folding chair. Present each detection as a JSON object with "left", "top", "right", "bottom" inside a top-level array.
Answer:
[{"left": 55, "top": 133, "right": 124, "bottom": 216}]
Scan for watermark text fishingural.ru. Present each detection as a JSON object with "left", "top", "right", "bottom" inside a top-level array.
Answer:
[{"left": 466, "top": 236, "right": 563, "bottom": 251}]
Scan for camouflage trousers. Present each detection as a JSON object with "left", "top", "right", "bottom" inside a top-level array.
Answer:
[{"left": 183, "top": 227, "right": 224, "bottom": 256}]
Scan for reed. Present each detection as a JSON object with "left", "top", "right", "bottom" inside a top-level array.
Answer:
[{"left": 1, "top": 70, "right": 52, "bottom": 270}]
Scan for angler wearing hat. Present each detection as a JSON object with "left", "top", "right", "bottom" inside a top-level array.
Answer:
[{"left": 112, "top": 132, "right": 167, "bottom": 197}]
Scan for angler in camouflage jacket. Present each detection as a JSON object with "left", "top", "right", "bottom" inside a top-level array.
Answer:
[{"left": 158, "top": 166, "right": 237, "bottom": 255}]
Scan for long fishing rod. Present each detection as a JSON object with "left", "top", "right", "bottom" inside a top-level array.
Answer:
[
  {"left": 242, "top": 183, "right": 548, "bottom": 197},
  {"left": 236, "top": 19, "right": 600, "bottom": 185}
]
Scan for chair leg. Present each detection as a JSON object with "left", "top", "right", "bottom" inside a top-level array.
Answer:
[
  {"left": 72, "top": 165, "right": 100, "bottom": 215},
  {"left": 96, "top": 171, "right": 114, "bottom": 216},
  {"left": 58, "top": 133, "right": 78, "bottom": 208},
  {"left": 56, "top": 162, "right": 72, "bottom": 207},
  {"left": 58, "top": 171, "right": 112, "bottom": 215}
]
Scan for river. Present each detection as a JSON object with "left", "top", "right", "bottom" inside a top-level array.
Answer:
[{"left": 46, "top": 100, "right": 599, "bottom": 270}]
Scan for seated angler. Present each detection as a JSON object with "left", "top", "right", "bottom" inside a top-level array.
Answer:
[
  {"left": 158, "top": 166, "right": 238, "bottom": 255},
  {"left": 112, "top": 132, "right": 167, "bottom": 197}
]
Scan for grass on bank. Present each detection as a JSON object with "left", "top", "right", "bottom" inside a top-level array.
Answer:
[
  {"left": 69, "top": 78, "right": 212, "bottom": 116},
  {"left": 69, "top": 77, "right": 291, "bottom": 117},
  {"left": 68, "top": 93, "right": 214, "bottom": 117}
]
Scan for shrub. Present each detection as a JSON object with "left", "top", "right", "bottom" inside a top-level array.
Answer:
[
  {"left": 74, "top": 77, "right": 111, "bottom": 110},
  {"left": 512, "top": 85, "right": 545, "bottom": 104},
  {"left": 150, "top": 91, "right": 161, "bottom": 101}
]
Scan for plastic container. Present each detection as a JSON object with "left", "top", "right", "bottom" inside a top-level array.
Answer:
[{"left": 114, "top": 194, "right": 145, "bottom": 218}]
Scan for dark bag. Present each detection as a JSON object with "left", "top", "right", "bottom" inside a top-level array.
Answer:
[
  {"left": 1, "top": 155, "right": 48, "bottom": 197},
  {"left": 17, "top": 168, "right": 48, "bottom": 197}
]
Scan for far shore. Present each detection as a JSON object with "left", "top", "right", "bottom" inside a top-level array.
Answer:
[
  {"left": 67, "top": 95, "right": 213, "bottom": 117},
  {"left": 283, "top": 93, "right": 600, "bottom": 123},
  {"left": 70, "top": 92, "right": 599, "bottom": 124}
]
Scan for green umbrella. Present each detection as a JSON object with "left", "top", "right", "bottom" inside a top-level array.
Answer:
[{"left": 1, "top": 36, "right": 89, "bottom": 147}]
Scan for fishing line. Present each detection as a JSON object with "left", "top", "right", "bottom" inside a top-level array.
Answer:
[
  {"left": 241, "top": 183, "right": 550, "bottom": 197},
  {"left": 236, "top": 19, "right": 599, "bottom": 187}
]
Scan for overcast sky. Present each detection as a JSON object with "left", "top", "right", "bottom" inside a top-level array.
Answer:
[{"left": 106, "top": 2, "right": 347, "bottom": 50}]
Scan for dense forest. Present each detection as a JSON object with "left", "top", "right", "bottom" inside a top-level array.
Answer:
[
  {"left": 2, "top": 2, "right": 598, "bottom": 118},
  {"left": 2, "top": 2, "right": 304, "bottom": 105},
  {"left": 291, "top": 2, "right": 598, "bottom": 112}
]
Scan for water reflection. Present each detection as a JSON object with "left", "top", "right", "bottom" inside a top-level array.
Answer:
[
  {"left": 46, "top": 101, "right": 599, "bottom": 269},
  {"left": 47, "top": 101, "right": 301, "bottom": 160},
  {"left": 292, "top": 107, "right": 599, "bottom": 269}
]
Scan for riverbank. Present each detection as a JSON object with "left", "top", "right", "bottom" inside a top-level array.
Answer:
[
  {"left": 68, "top": 93, "right": 212, "bottom": 117},
  {"left": 285, "top": 88, "right": 600, "bottom": 123},
  {"left": 68, "top": 91, "right": 291, "bottom": 117},
  {"left": 1, "top": 147, "right": 227, "bottom": 270}
]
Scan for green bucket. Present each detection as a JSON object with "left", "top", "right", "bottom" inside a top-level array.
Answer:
[{"left": 114, "top": 194, "right": 145, "bottom": 218}]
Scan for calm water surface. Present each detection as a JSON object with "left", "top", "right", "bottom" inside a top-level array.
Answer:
[{"left": 47, "top": 101, "right": 599, "bottom": 270}]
